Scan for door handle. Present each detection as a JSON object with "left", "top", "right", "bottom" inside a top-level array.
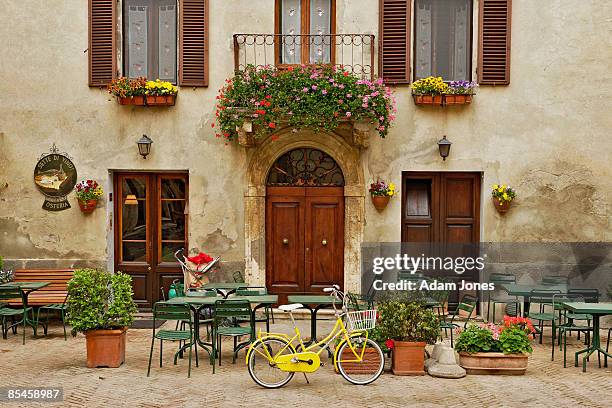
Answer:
[
  {"left": 147, "top": 266, "right": 152, "bottom": 271},
  {"left": 282, "top": 238, "right": 289, "bottom": 245},
  {"left": 322, "top": 239, "right": 328, "bottom": 246}
]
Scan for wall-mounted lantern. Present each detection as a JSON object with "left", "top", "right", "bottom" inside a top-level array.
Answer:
[
  {"left": 437, "top": 135, "right": 452, "bottom": 161},
  {"left": 137, "top": 134, "right": 153, "bottom": 159}
]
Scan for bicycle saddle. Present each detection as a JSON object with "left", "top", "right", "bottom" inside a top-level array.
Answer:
[{"left": 278, "top": 303, "right": 303, "bottom": 312}]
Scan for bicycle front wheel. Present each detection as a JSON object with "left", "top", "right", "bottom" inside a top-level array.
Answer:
[
  {"left": 247, "top": 338, "right": 295, "bottom": 389},
  {"left": 336, "top": 337, "right": 385, "bottom": 385}
]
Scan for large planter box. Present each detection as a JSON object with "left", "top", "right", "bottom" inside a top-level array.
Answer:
[
  {"left": 459, "top": 352, "right": 529, "bottom": 375},
  {"left": 117, "top": 96, "right": 145, "bottom": 106},
  {"left": 444, "top": 94, "right": 473, "bottom": 105},
  {"left": 85, "top": 328, "right": 127, "bottom": 368},
  {"left": 338, "top": 347, "right": 381, "bottom": 375},
  {"left": 413, "top": 94, "right": 474, "bottom": 106},
  {"left": 392, "top": 341, "right": 426, "bottom": 375},
  {"left": 413, "top": 94, "right": 443, "bottom": 105},
  {"left": 145, "top": 94, "right": 176, "bottom": 106}
]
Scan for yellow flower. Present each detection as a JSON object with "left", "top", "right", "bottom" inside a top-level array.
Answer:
[
  {"left": 388, "top": 190, "right": 394, "bottom": 197},
  {"left": 492, "top": 184, "right": 499, "bottom": 190},
  {"left": 501, "top": 184, "right": 507, "bottom": 190},
  {"left": 502, "top": 192, "right": 509, "bottom": 200},
  {"left": 389, "top": 183, "right": 395, "bottom": 190}
]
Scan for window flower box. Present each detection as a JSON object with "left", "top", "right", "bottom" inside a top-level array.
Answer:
[
  {"left": 145, "top": 94, "right": 176, "bottom": 106},
  {"left": 443, "top": 94, "right": 473, "bottom": 105},
  {"left": 108, "top": 77, "right": 177, "bottom": 107},
  {"left": 411, "top": 77, "right": 477, "bottom": 106},
  {"left": 413, "top": 94, "right": 443, "bottom": 105},
  {"left": 117, "top": 95, "right": 146, "bottom": 106}
]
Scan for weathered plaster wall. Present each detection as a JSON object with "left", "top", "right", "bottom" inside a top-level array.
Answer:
[{"left": 1, "top": 1, "right": 611, "bottom": 273}]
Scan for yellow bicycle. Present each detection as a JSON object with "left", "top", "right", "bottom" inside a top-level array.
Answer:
[{"left": 246, "top": 286, "right": 384, "bottom": 388}]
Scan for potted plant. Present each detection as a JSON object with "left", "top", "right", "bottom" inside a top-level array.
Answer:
[
  {"left": 455, "top": 317, "right": 535, "bottom": 375},
  {"left": 145, "top": 79, "right": 178, "bottom": 106},
  {"left": 369, "top": 179, "right": 395, "bottom": 211},
  {"left": 411, "top": 76, "right": 448, "bottom": 105},
  {"left": 0, "top": 255, "right": 14, "bottom": 283},
  {"left": 74, "top": 180, "right": 103, "bottom": 214},
  {"left": 376, "top": 300, "right": 440, "bottom": 375},
  {"left": 491, "top": 184, "right": 516, "bottom": 214},
  {"left": 445, "top": 81, "right": 478, "bottom": 105},
  {"left": 66, "top": 269, "right": 137, "bottom": 368},
  {"left": 107, "top": 77, "right": 147, "bottom": 105}
]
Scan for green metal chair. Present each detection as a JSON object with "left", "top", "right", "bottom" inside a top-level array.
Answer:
[
  {"left": 527, "top": 289, "right": 562, "bottom": 344},
  {"left": 236, "top": 286, "right": 274, "bottom": 325},
  {"left": 541, "top": 275, "right": 569, "bottom": 286},
  {"left": 36, "top": 294, "right": 69, "bottom": 340},
  {"left": 552, "top": 293, "right": 593, "bottom": 366},
  {"left": 0, "top": 287, "right": 36, "bottom": 345},
  {"left": 147, "top": 302, "right": 198, "bottom": 378},
  {"left": 486, "top": 273, "right": 521, "bottom": 323},
  {"left": 566, "top": 289, "right": 599, "bottom": 341},
  {"left": 439, "top": 294, "right": 477, "bottom": 347},
  {"left": 212, "top": 299, "right": 254, "bottom": 372}
]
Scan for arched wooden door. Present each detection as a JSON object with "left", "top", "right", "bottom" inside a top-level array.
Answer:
[{"left": 266, "top": 148, "right": 344, "bottom": 303}]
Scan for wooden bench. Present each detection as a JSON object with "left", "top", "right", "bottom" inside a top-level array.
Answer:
[{"left": 11, "top": 269, "right": 74, "bottom": 306}]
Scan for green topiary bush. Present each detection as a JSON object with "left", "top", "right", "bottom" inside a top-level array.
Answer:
[
  {"left": 66, "top": 269, "right": 137, "bottom": 334},
  {"left": 375, "top": 300, "right": 440, "bottom": 346}
]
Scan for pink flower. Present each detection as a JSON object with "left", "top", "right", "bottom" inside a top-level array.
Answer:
[
  {"left": 338, "top": 84, "right": 345, "bottom": 89},
  {"left": 378, "top": 125, "right": 385, "bottom": 131},
  {"left": 346, "top": 93, "right": 352, "bottom": 98},
  {"left": 345, "top": 111, "right": 352, "bottom": 117},
  {"left": 302, "top": 87, "right": 309, "bottom": 92},
  {"left": 311, "top": 85, "right": 318, "bottom": 90},
  {"left": 362, "top": 103, "right": 369, "bottom": 108},
  {"left": 322, "top": 89, "right": 327, "bottom": 95}
]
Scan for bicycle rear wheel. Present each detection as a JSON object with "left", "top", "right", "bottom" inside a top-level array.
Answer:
[
  {"left": 336, "top": 337, "right": 384, "bottom": 385},
  {"left": 247, "top": 338, "right": 295, "bottom": 389}
]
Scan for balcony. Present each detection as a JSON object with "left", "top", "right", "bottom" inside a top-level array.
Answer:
[{"left": 232, "top": 34, "right": 376, "bottom": 80}]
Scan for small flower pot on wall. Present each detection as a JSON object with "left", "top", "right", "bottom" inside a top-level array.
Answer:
[
  {"left": 492, "top": 197, "right": 512, "bottom": 214},
  {"left": 392, "top": 341, "right": 426, "bottom": 375},
  {"left": 85, "top": 328, "right": 127, "bottom": 368},
  {"left": 371, "top": 195, "right": 390, "bottom": 211},
  {"left": 145, "top": 95, "right": 176, "bottom": 106},
  {"left": 413, "top": 94, "right": 443, "bottom": 105},
  {"left": 459, "top": 352, "right": 529, "bottom": 375},
  {"left": 444, "top": 94, "right": 473, "bottom": 105},
  {"left": 78, "top": 199, "right": 98, "bottom": 214},
  {"left": 117, "top": 96, "right": 145, "bottom": 106}
]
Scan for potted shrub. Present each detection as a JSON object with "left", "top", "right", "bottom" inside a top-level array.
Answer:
[
  {"left": 369, "top": 179, "right": 395, "bottom": 211},
  {"left": 376, "top": 300, "right": 439, "bottom": 375},
  {"left": 445, "top": 81, "right": 478, "bottom": 105},
  {"left": 491, "top": 183, "right": 516, "bottom": 214},
  {"left": 66, "top": 269, "right": 137, "bottom": 368},
  {"left": 411, "top": 76, "right": 448, "bottom": 105},
  {"left": 0, "top": 255, "right": 14, "bottom": 283},
  {"left": 455, "top": 317, "right": 535, "bottom": 375},
  {"left": 145, "top": 79, "right": 178, "bottom": 106},
  {"left": 74, "top": 179, "right": 103, "bottom": 214},
  {"left": 107, "top": 77, "right": 147, "bottom": 105}
]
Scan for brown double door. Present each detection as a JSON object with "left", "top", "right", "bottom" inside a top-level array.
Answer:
[
  {"left": 266, "top": 187, "right": 344, "bottom": 303},
  {"left": 113, "top": 172, "right": 188, "bottom": 309}
]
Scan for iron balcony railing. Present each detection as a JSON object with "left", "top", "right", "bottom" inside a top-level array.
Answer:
[{"left": 233, "top": 33, "right": 376, "bottom": 80}]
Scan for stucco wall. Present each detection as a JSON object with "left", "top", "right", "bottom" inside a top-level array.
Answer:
[{"left": 0, "top": 0, "right": 611, "bottom": 271}]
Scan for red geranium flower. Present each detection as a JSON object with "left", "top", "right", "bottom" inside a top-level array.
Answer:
[
  {"left": 385, "top": 339, "right": 395, "bottom": 350},
  {"left": 268, "top": 122, "right": 276, "bottom": 129}
]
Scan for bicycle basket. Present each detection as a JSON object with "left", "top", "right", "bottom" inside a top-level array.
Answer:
[{"left": 346, "top": 310, "right": 377, "bottom": 331}]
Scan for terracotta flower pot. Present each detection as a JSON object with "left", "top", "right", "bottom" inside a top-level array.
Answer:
[
  {"left": 78, "top": 199, "right": 98, "bottom": 214},
  {"left": 337, "top": 347, "right": 381, "bottom": 375},
  {"left": 492, "top": 196, "right": 512, "bottom": 214},
  {"left": 391, "top": 341, "right": 426, "bottom": 375},
  {"left": 145, "top": 94, "right": 176, "bottom": 106},
  {"left": 444, "top": 94, "right": 473, "bottom": 105},
  {"left": 371, "top": 195, "right": 390, "bottom": 211},
  {"left": 413, "top": 94, "right": 443, "bottom": 105},
  {"left": 459, "top": 352, "right": 529, "bottom": 375},
  {"left": 85, "top": 328, "right": 127, "bottom": 368},
  {"left": 117, "top": 96, "right": 145, "bottom": 106}
]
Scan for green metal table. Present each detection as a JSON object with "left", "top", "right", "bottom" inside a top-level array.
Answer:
[
  {"left": 502, "top": 283, "right": 568, "bottom": 317},
  {"left": 166, "top": 294, "right": 278, "bottom": 364},
  {"left": 286, "top": 295, "right": 342, "bottom": 346},
  {"left": 562, "top": 302, "right": 612, "bottom": 372},
  {"left": 0, "top": 281, "right": 50, "bottom": 335}
]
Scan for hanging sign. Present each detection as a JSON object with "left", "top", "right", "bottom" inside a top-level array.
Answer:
[{"left": 34, "top": 144, "right": 77, "bottom": 211}]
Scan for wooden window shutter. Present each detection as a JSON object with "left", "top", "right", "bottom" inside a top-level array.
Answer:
[
  {"left": 88, "top": 0, "right": 116, "bottom": 87},
  {"left": 179, "top": 0, "right": 209, "bottom": 87},
  {"left": 478, "top": 0, "right": 512, "bottom": 85},
  {"left": 379, "top": 0, "right": 410, "bottom": 84}
]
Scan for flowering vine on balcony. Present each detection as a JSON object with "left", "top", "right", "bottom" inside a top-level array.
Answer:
[{"left": 214, "top": 65, "right": 396, "bottom": 143}]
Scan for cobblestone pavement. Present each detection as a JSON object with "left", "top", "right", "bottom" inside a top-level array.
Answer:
[{"left": 0, "top": 318, "right": 611, "bottom": 408}]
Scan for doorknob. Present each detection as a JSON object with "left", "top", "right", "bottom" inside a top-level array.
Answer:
[
  {"left": 282, "top": 238, "right": 289, "bottom": 245},
  {"left": 147, "top": 266, "right": 152, "bottom": 271},
  {"left": 322, "top": 239, "right": 328, "bottom": 246}
]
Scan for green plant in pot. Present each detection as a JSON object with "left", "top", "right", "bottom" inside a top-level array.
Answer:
[
  {"left": 376, "top": 300, "right": 439, "bottom": 375},
  {"left": 66, "top": 269, "right": 137, "bottom": 368},
  {"left": 455, "top": 316, "right": 535, "bottom": 375}
]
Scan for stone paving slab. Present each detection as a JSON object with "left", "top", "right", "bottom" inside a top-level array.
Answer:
[{"left": 0, "top": 319, "right": 610, "bottom": 408}]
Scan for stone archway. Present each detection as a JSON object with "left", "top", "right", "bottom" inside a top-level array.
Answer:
[{"left": 244, "top": 128, "right": 365, "bottom": 293}]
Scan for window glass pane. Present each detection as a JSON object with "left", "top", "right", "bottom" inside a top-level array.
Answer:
[
  {"left": 158, "top": 3, "right": 177, "bottom": 82},
  {"left": 123, "top": 242, "right": 147, "bottom": 262},
  {"left": 122, "top": 200, "right": 147, "bottom": 241},
  {"left": 160, "top": 178, "right": 185, "bottom": 199},
  {"left": 310, "top": 0, "right": 331, "bottom": 63},
  {"left": 415, "top": 0, "right": 471, "bottom": 81},
  {"left": 161, "top": 242, "right": 184, "bottom": 262},
  {"left": 161, "top": 201, "right": 186, "bottom": 240},
  {"left": 122, "top": 178, "right": 146, "bottom": 199},
  {"left": 281, "top": 0, "right": 301, "bottom": 63},
  {"left": 127, "top": 5, "right": 148, "bottom": 78}
]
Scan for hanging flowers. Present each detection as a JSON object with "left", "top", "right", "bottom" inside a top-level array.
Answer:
[{"left": 215, "top": 65, "right": 397, "bottom": 142}]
